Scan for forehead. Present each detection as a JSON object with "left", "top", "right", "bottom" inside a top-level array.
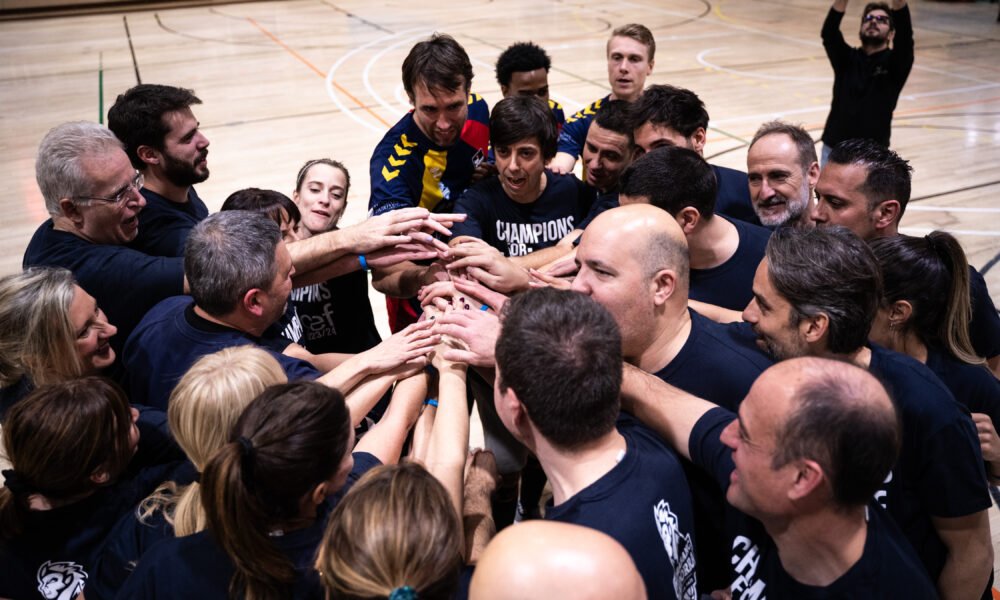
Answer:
[
  {"left": 634, "top": 122, "right": 687, "bottom": 148},
  {"left": 68, "top": 284, "right": 95, "bottom": 322},
  {"left": 80, "top": 148, "right": 133, "bottom": 193},
  {"left": 498, "top": 137, "right": 542, "bottom": 151},
  {"left": 816, "top": 162, "right": 869, "bottom": 199},
  {"left": 303, "top": 163, "right": 346, "bottom": 186},
  {"left": 866, "top": 8, "right": 890, "bottom": 18},
  {"left": 579, "top": 218, "right": 640, "bottom": 265},
  {"left": 586, "top": 123, "right": 629, "bottom": 152},
  {"left": 412, "top": 81, "right": 467, "bottom": 106},
  {"left": 162, "top": 106, "right": 198, "bottom": 138},
  {"left": 607, "top": 36, "right": 650, "bottom": 60},
  {"left": 753, "top": 259, "right": 785, "bottom": 304},
  {"left": 740, "top": 373, "right": 791, "bottom": 439},
  {"left": 748, "top": 134, "right": 802, "bottom": 170},
  {"left": 508, "top": 68, "right": 548, "bottom": 89}
]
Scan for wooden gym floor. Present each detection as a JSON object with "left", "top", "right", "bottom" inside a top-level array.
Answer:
[{"left": 1, "top": 0, "right": 998, "bottom": 573}]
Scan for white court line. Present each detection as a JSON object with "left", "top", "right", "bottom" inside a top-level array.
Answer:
[
  {"left": 697, "top": 48, "right": 830, "bottom": 82},
  {"left": 900, "top": 227, "right": 1000, "bottom": 237},
  {"left": 901, "top": 82, "right": 1000, "bottom": 101},
  {"left": 364, "top": 31, "right": 435, "bottom": 117},
  {"left": 326, "top": 26, "right": 429, "bottom": 135},
  {"left": 907, "top": 205, "right": 1000, "bottom": 213}
]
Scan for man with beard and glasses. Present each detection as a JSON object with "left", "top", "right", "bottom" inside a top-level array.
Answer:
[
  {"left": 108, "top": 84, "right": 211, "bottom": 257},
  {"left": 820, "top": 0, "right": 913, "bottom": 163}
]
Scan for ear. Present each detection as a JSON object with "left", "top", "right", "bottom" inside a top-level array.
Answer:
[
  {"left": 646, "top": 58, "right": 655, "bottom": 73},
  {"left": 309, "top": 481, "right": 329, "bottom": 507},
  {"left": 242, "top": 288, "right": 265, "bottom": 318},
  {"left": 873, "top": 200, "right": 901, "bottom": 231},
  {"left": 887, "top": 29, "right": 896, "bottom": 44},
  {"left": 799, "top": 312, "right": 829, "bottom": 345},
  {"left": 787, "top": 458, "right": 825, "bottom": 501},
  {"left": 888, "top": 299, "right": 913, "bottom": 328},
  {"left": 136, "top": 144, "right": 161, "bottom": 167},
  {"left": 90, "top": 469, "right": 111, "bottom": 485},
  {"left": 58, "top": 198, "right": 85, "bottom": 225},
  {"left": 500, "top": 84, "right": 510, "bottom": 97},
  {"left": 806, "top": 161, "right": 820, "bottom": 188},
  {"left": 675, "top": 207, "right": 701, "bottom": 234},
  {"left": 651, "top": 268, "right": 678, "bottom": 306},
  {"left": 689, "top": 128, "right": 707, "bottom": 154}
]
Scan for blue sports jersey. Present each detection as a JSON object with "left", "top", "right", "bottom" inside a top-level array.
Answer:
[
  {"left": 556, "top": 95, "right": 610, "bottom": 158},
  {"left": 368, "top": 93, "right": 490, "bottom": 216}
]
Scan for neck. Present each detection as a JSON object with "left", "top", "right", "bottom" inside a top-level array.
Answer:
[
  {"left": 632, "top": 307, "right": 692, "bottom": 372},
  {"left": 687, "top": 216, "right": 738, "bottom": 269},
  {"left": 825, "top": 345, "right": 872, "bottom": 369},
  {"left": 888, "top": 330, "right": 928, "bottom": 364},
  {"left": 51, "top": 216, "right": 92, "bottom": 242},
  {"left": 862, "top": 41, "right": 889, "bottom": 55},
  {"left": 192, "top": 305, "right": 265, "bottom": 337},
  {"left": 765, "top": 505, "right": 868, "bottom": 586},
  {"left": 142, "top": 170, "right": 190, "bottom": 204},
  {"left": 536, "top": 430, "right": 627, "bottom": 506}
]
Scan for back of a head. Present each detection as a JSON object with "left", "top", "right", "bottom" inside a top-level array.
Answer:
[
  {"left": 1, "top": 377, "right": 133, "bottom": 538},
  {"left": 184, "top": 211, "right": 281, "bottom": 317},
  {"left": 495, "top": 41, "right": 551, "bottom": 88},
  {"left": 317, "top": 462, "right": 462, "bottom": 600},
  {"left": 107, "top": 84, "right": 201, "bottom": 170},
  {"left": 750, "top": 120, "right": 818, "bottom": 172},
  {"left": 490, "top": 96, "right": 558, "bottom": 160},
  {"left": 402, "top": 33, "right": 473, "bottom": 100},
  {"left": 496, "top": 288, "right": 622, "bottom": 450},
  {"left": 221, "top": 187, "right": 302, "bottom": 231},
  {"left": 869, "top": 232, "right": 981, "bottom": 365},
  {"left": 765, "top": 226, "right": 881, "bottom": 354},
  {"left": 470, "top": 521, "right": 646, "bottom": 600},
  {"left": 0, "top": 267, "right": 78, "bottom": 388},
  {"left": 620, "top": 145, "right": 717, "bottom": 218},
  {"left": 35, "top": 121, "right": 125, "bottom": 216},
  {"left": 166, "top": 346, "right": 288, "bottom": 536},
  {"left": 628, "top": 84, "right": 707, "bottom": 136},
  {"left": 828, "top": 139, "right": 912, "bottom": 215},
  {"left": 771, "top": 357, "right": 900, "bottom": 510},
  {"left": 201, "top": 380, "right": 352, "bottom": 599}
]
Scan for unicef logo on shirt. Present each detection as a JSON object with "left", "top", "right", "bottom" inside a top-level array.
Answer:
[{"left": 37, "top": 560, "right": 88, "bottom": 600}]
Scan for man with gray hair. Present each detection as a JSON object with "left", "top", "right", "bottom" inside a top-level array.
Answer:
[
  {"left": 123, "top": 211, "right": 436, "bottom": 410},
  {"left": 745, "top": 120, "right": 819, "bottom": 228},
  {"left": 23, "top": 121, "right": 187, "bottom": 360}
]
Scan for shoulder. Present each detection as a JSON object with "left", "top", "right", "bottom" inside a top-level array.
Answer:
[{"left": 691, "top": 311, "right": 774, "bottom": 371}]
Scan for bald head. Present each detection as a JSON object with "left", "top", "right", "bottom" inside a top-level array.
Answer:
[
  {"left": 585, "top": 204, "right": 689, "bottom": 282},
  {"left": 769, "top": 357, "right": 899, "bottom": 509},
  {"left": 470, "top": 521, "right": 645, "bottom": 600}
]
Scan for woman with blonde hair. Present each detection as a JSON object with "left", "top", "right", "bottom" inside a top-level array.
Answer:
[
  {"left": 93, "top": 346, "right": 287, "bottom": 597},
  {"left": 0, "top": 267, "right": 117, "bottom": 416}
]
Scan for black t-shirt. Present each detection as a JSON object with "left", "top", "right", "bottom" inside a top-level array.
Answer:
[
  {"left": 712, "top": 165, "right": 760, "bottom": 226},
  {"left": 689, "top": 218, "right": 770, "bottom": 312},
  {"left": 114, "top": 452, "right": 380, "bottom": 600},
  {"left": 0, "top": 461, "right": 180, "bottom": 600},
  {"left": 926, "top": 346, "right": 1000, "bottom": 426},
  {"left": 867, "top": 343, "right": 991, "bottom": 581},
  {"left": 451, "top": 170, "right": 592, "bottom": 257},
  {"left": 288, "top": 268, "right": 382, "bottom": 355},
  {"left": 820, "top": 5, "right": 914, "bottom": 147},
  {"left": 968, "top": 266, "right": 1000, "bottom": 360},
  {"left": 689, "top": 408, "right": 937, "bottom": 599},
  {"left": 23, "top": 220, "right": 185, "bottom": 363},
  {"left": 545, "top": 414, "right": 698, "bottom": 600},
  {"left": 129, "top": 187, "right": 209, "bottom": 258}
]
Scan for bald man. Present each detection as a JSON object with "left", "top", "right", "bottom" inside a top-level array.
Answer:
[
  {"left": 470, "top": 521, "right": 645, "bottom": 600},
  {"left": 622, "top": 357, "right": 937, "bottom": 598},
  {"left": 571, "top": 204, "right": 771, "bottom": 594}
]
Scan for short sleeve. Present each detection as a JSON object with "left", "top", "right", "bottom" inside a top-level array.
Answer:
[
  {"left": 918, "top": 417, "right": 991, "bottom": 518},
  {"left": 688, "top": 407, "right": 738, "bottom": 493}
]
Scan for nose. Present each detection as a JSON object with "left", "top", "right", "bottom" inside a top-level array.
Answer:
[
  {"left": 197, "top": 131, "right": 210, "bottom": 149},
  {"left": 569, "top": 271, "right": 589, "bottom": 295},
  {"left": 741, "top": 298, "right": 759, "bottom": 325},
  {"left": 720, "top": 420, "right": 739, "bottom": 450},
  {"left": 759, "top": 178, "right": 774, "bottom": 200},
  {"left": 810, "top": 201, "right": 825, "bottom": 224},
  {"left": 436, "top": 113, "right": 451, "bottom": 131}
]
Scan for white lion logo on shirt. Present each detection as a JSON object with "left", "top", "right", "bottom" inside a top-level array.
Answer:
[
  {"left": 654, "top": 499, "right": 698, "bottom": 600},
  {"left": 37, "top": 560, "right": 87, "bottom": 600}
]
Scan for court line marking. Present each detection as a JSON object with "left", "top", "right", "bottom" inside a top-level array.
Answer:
[
  {"left": 900, "top": 227, "right": 1000, "bottom": 237},
  {"left": 245, "top": 16, "right": 391, "bottom": 129},
  {"left": 363, "top": 30, "right": 433, "bottom": 117},
  {"left": 907, "top": 206, "right": 1000, "bottom": 214}
]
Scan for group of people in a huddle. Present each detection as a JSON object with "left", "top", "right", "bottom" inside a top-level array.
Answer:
[{"left": 1, "top": 0, "right": 998, "bottom": 598}]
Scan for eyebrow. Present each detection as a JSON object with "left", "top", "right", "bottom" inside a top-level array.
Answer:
[{"left": 752, "top": 291, "right": 770, "bottom": 311}]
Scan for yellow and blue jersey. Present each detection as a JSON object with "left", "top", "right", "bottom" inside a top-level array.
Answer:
[
  {"left": 368, "top": 93, "right": 490, "bottom": 216},
  {"left": 556, "top": 94, "right": 610, "bottom": 158}
]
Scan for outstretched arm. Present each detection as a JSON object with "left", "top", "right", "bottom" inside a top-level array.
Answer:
[{"left": 619, "top": 363, "right": 719, "bottom": 460}]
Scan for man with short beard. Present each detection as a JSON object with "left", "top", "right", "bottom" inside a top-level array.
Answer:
[
  {"left": 108, "top": 84, "right": 211, "bottom": 257},
  {"left": 820, "top": 0, "right": 913, "bottom": 162},
  {"left": 746, "top": 121, "right": 818, "bottom": 228}
]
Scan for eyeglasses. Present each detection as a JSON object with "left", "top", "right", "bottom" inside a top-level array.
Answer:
[
  {"left": 74, "top": 171, "right": 144, "bottom": 205},
  {"left": 863, "top": 14, "right": 891, "bottom": 25}
]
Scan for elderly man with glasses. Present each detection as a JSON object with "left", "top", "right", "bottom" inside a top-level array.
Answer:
[
  {"left": 23, "top": 121, "right": 189, "bottom": 366},
  {"left": 820, "top": 0, "right": 914, "bottom": 164}
]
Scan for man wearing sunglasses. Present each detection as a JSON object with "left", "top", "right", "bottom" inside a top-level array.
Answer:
[{"left": 820, "top": 0, "right": 913, "bottom": 164}]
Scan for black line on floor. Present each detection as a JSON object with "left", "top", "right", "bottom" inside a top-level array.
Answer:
[{"left": 123, "top": 15, "right": 142, "bottom": 84}]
